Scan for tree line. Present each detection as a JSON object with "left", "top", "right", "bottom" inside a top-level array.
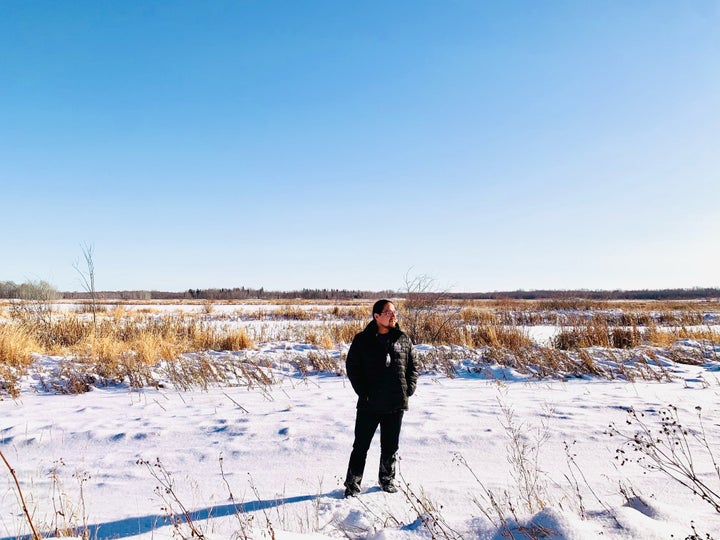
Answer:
[
  {"left": 1, "top": 280, "right": 718, "bottom": 301},
  {"left": 448, "top": 288, "right": 720, "bottom": 301}
]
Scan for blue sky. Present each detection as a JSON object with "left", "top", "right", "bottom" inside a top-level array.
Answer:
[{"left": 1, "top": 1, "right": 718, "bottom": 293}]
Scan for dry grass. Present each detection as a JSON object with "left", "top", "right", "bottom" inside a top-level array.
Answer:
[
  {"left": 459, "top": 307, "right": 498, "bottom": 325},
  {"left": 302, "top": 351, "right": 343, "bottom": 375},
  {"left": 457, "top": 298, "right": 713, "bottom": 328},
  {"left": 466, "top": 325, "right": 533, "bottom": 351},
  {"left": 326, "top": 321, "right": 365, "bottom": 345},
  {"left": 0, "top": 323, "right": 41, "bottom": 397},
  {"left": 643, "top": 324, "right": 720, "bottom": 347},
  {"left": 272, "top": 306, "right": 314, "bottom": 320},
  {"left": 1, "top": 298, "right": 717, "bottom": 394},
  {"left": 403, "top": 310, "right": 465, "bottom": 345},
  {"left": 305, "top": 330, "right": 335, "bottom": 350},
  {"left": 552, "top": 318, "right": 644, "bottom": 350},
  {"left": 0, "top": 310, "right": 257, "bottom": 392},
  {"left": 74, "top": 302, "right": 108, "bottom": 315},
  {"left": 0, "top": 323, "right": 39, "bottom": 368},
  {"left": 329, "top": 305, "right": 366, "bottom": 319}
]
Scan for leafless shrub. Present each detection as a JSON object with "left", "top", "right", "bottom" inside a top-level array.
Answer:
[
  {"left": 73, "top": 243, "right": 99, "bottom": 333},
  {"left": 246, "top": 474, "right": 277, "bottom": 540},
  {"left": 137, "top": 457, "right": 207, "bottom": 539},
  {"left": 499, "top": 401, "right": 550, "bottom": 513},
  {"left": 608, "top": 404, "right": 720, "bottom": 513},
  {"left": 399, "top": 474, "right": 464, "bottom": 540},
  {"left": 218, "top": 454, "right": 255, "bottom": 539},
  {"left": 48, "top": 458, "right": 91, "bottom": 539},
  {"left": 453, "top": 453, "right": 556, "bottom": 540},
  {"left": 400, "top": 272, "right": 462, "bottom": 345}
]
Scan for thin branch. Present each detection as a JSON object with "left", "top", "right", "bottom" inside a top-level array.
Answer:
[{"left": 0, "top": 449, "right": 42, "bottom": 540}]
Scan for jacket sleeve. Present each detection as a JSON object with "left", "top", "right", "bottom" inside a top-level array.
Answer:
[
  {"left": 346, "top": 335, "right": 368, "bottom": 398},
  {"left": 405, "top": 338, "right": 418, "bottom": 397}
]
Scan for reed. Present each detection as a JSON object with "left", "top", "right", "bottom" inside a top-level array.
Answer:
[
  {"left": 466, "top": 324, "right": 533, "bottom": 351},
  {"left": 0, "top": 323, "right": 39, "bottom": 369}
]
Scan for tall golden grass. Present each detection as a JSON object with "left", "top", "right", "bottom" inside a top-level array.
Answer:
[
  {"left": 0, "top": 323, "right": 39, "bottom": 368},
  {"left": 1, "top": 299, "right": 717, "bottom": 395},
  {"left": 0, "top": 311, "right": 256, "bottom": 392},
  {"left": 552, "top": 318, "right": 644, "bottom": 350},
  {"left": 0, "top": 323, "right": 40, "bottom": 398},
  {"left": 466, "top": 325, "right": 533, "bottom": 350}
]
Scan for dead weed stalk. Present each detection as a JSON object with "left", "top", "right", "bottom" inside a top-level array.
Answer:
[{"left": 0, "top": 449, "right": 42, "bottom": 540}]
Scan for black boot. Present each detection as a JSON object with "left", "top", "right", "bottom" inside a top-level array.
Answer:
[
  {"left": 379, "top": 453, "right": 398, "bottom": 493},
  {"left": 344, "top": 468, "right": 362, "bottom": 498}
]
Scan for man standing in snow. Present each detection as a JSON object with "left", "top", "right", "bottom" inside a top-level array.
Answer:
[{"left": 344, "top": 299, "right": 418, "bottom": 497}]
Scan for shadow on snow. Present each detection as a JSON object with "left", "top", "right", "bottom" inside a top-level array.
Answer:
[{"left": 3, "top": 492, "right": 335, "bottom": 540}]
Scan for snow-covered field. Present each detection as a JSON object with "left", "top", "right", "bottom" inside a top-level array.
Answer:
[{"left": 2, "top": 306, "right": 720, "bottom": 539}]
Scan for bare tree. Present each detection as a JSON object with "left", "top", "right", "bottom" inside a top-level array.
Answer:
[
  {"left": 400, "top": 270, "right": 462, "bottom": 344},
  {"left": 73, "top": 243, "right": 98, "bottom": 332}
]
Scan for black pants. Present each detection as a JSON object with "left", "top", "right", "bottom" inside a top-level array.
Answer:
[{"left": 346, "top": 409, "right": 404, "bottom": 486}]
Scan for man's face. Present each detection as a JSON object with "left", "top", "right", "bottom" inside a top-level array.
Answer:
[{"left": 374, "top": 303, "right": 397, "bottom": 332}]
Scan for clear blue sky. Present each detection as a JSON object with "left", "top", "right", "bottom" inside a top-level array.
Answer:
[{"left": 2, "top": 1, "right": 718, "bottom": 293}]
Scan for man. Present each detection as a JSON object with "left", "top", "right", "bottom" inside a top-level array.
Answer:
[{"left": 343, "top": 299, "right": 418, "bottom": 497}]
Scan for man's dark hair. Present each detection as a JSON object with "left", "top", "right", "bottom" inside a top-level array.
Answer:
[{"left": 372, "top": 299, "right": 392, "bottom": 316}]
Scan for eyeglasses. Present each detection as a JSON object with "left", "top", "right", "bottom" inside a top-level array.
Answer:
[{"left": 380, "top": 310, "right": 397, "bottom": 317}]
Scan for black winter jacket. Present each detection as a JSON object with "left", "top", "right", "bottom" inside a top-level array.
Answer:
[{"left": 346, "top": 320, "right": 418, "bottom": 412}]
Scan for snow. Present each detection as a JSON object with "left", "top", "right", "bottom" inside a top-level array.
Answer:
[{"left": 2, "top": 340, "right": 720, "bottom": 538}]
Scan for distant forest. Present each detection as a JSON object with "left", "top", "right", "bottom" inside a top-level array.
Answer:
[
  {"left": 1, "top": 280, "right": 717, "bottom": 301},
  {"left": 1, "top": 280, "right": 718, "bottom": 301}
]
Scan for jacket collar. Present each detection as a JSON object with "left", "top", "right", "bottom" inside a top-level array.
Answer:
[{"left": 364, "top": 319, "right": 401, "bottom": 336}]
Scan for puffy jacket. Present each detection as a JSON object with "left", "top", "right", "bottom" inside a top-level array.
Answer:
[{"left": 346, "top": 320, "right": 418, "bottom": 412}]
